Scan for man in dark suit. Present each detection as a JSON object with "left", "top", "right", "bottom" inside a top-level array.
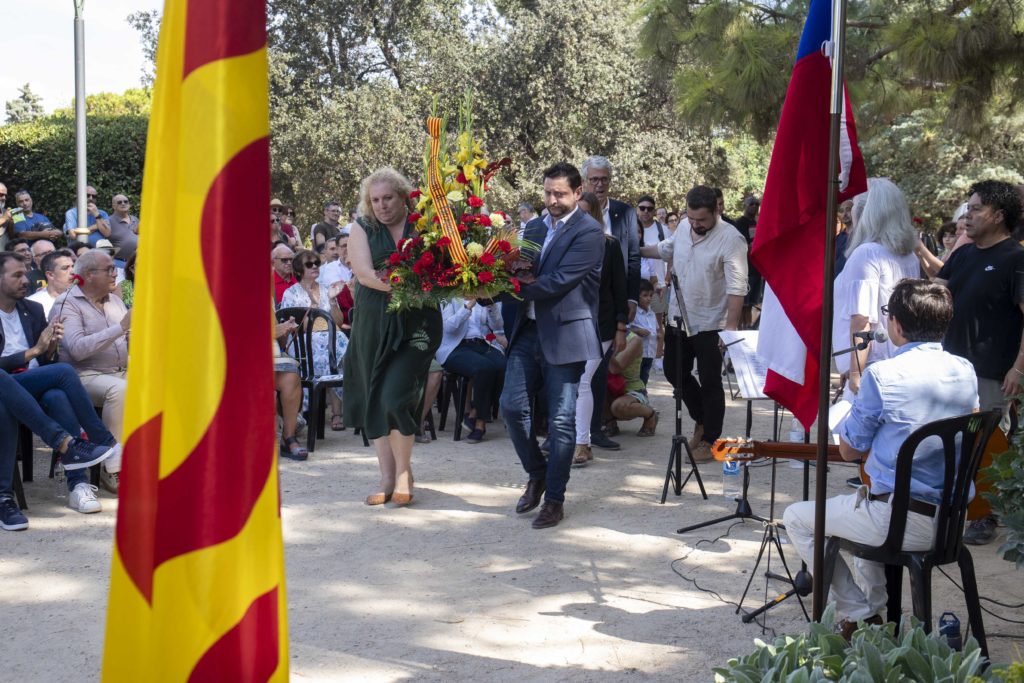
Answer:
[
  {"left": 580, "top": 157, "right": 640, "bottom": 451},
  {"left": 501, "top": 162, "right": 605, "bottom": 529},
  {"left": 0, "top": 252, "right": 119, "bottom": 513}
]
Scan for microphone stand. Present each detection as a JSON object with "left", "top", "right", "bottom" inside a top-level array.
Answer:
[{"left": 660, "top": 271, "right": 708, "bottom": 503}]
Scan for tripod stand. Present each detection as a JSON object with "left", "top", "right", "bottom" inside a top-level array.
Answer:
[
  {"left": 660, "top": 273, "right": 707, "bottom": 504},
  {"left": 736, "top": 450, "right": 813, "bottom": 625}
]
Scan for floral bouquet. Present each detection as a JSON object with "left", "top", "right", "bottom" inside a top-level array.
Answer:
[{"left": 385, "top": 93, "right": 533, "bottom": 311}]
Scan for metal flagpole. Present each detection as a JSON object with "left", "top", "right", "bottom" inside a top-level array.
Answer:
[
  {"left": 812, "top": 0, "right": 849, "bottom": 621},
  {"left": 73, "top": 0, "right": 88, "bottom": 235}
]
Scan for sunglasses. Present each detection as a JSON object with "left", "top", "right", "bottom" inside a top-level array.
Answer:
[
  {"left": 271, "top": 206, "right": 283, "bottom": 213},
  {"left": 285, "top": 211, "right": 295, "bottom": 217},
  {"left": 274, "top": 257, "right": 292, "bottom": 262},
  {"left": 114, "top": 199, "right": 129, "bottom": 205},
  {"left": 304, "top": 260, "right": 321, "bottom": 268},
  {"left": 637, "top": 205, "right": 654, "bottom": 211},
  {"left": 86, "top": 194, "right": 97, "bottom": 199},
  {"left": 881, "top": 305, "right": 889, "bottom": 316}
]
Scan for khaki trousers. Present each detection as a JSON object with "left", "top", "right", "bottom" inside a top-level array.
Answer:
[{"left": 78, "top": 370, "right": 127, "bottom": 472}]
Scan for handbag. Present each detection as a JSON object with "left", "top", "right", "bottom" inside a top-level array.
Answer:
[{"left": 607, "top": 372, "right": 626, "bottom": 398}]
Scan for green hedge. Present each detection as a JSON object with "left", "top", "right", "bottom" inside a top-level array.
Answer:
[{"left": 0, "top": 113, "right": 148, "bottom": 220}]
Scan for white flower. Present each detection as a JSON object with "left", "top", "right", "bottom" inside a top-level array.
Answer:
[
  {"left": 490, "top": 212, "right": 506, "bottom": 229},
  {"left": 466, "top": 242, "right": 484, "bottom": 258}
]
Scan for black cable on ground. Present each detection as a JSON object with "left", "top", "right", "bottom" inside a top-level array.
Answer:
[
  {"left": 671, "top": 520, "right": 779, "bottom": 638},
  {"left": 936, "top": 565, "right": 1024, "bottom": 625}
]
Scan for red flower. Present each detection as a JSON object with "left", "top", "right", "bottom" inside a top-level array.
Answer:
[
  {"left": 390, "top": 274, "right": 402, "bottom": 284},
  {"left": 409, "top": 212, "right": 422, "bottom": 223},
  {"left": 485, "top": 333, "right": 496, "bottom": 342},
  {"left": 433, "top": 216, "right": 441, "bottom": 224},
  {"left": 389, "top": 252, "right": 403, "bottom": 266},
  {"left": 421, "top": 281, "right": 433, "bottom": 292},
  {"left": 467, "top": 195, "right": 484, "bottom": 208},
  {"left": 477, "top": 214, "right": 492, "bottom": 227},
  {"left": 457, "top": 172, "right": 468, "bottom": 184},
  {"left": 913, "top": 216, "right": 923, "bottom": 224},
  {"left": 478, "top": 271, "right": 494, "bottom": 284},
  {"left": 510, "top": 277, "right": 521, "bottom": 293},
  {"left": 436, "top": 236, "right": 452, "bottom": 247},
  {"left": 479, "top": 252, "right": 496, "bottom": 266},
  {"left": 410, "top": 189, "right": 422, "bottom": 199},
  {"left": 458, "top": 223, "right": 468, "bottom": 233},
  {"left": 497, "top": 240, "right": 512, "bottom": 254},
  {"left": 71, "top": 274, "right": 84, "bottom": 286}
]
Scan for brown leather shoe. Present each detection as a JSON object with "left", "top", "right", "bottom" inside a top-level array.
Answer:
[
  {"left": 516, "top": 479, "right": 546, "bottom": 514},
  {"left": 689, "top": 423, "right": 705, "bottom": 450},
  {"left": 532, "top": 501, "right": 564, "bottom": 529},
  {"left": 690, "top": 441, "right": 715, "bottom": 463},
  {"left": 837, "top": 614, "right": 883, "bottom": 641}
]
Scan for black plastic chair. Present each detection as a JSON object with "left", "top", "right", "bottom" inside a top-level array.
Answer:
[
  {"left": 820, "top": 409, "right": 1001, "bottom": 657},
  {"left": 438, "top": 371, "right": 471, "bottom": 441},
  {"left": 276, "top": 307, "right": 346, "bottom": 453}
]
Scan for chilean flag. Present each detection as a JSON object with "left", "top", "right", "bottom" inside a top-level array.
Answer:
[{"left": 751, "top": 0, "right": 867, "bottom": 430}]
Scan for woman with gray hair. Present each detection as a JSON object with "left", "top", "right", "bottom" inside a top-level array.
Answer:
[{"left": 832, "top": 178, "right": 920, "bottom": 395}]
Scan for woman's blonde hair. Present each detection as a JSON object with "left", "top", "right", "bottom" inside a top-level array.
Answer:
[{"left": 357, "top": 167, "right": 415, "bottom": 222}]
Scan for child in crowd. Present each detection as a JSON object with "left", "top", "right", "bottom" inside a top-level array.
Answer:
[{"left": 630, "top": 279, "right": 658, "bottom": 387}]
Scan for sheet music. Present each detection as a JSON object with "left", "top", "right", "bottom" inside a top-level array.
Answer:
[{"left": 719, "top": 330, "right": 769, "bottom": 400}]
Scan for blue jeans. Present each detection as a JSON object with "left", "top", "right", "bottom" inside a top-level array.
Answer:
[
  {"left": 500, "top": 322, "right": 584, "bottom": 503},
  {"left": 639, "top": 357, "right": 654, "bottom": 387},
  {"left": 0, "top": 369, "right": 77, "bottom": 497},
  {"left": 9, "top": 364, "right": 116, "bottom": 491},
  {"left": 443, "top": 340, "right": 506, "bottom": 422}
]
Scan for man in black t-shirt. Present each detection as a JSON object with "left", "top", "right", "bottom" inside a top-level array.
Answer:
[
  {"left": 310, "top": 202, "right": 344, "bottom": 248},
  {"left": 933, "top": 179, "right": 1024, "bottom": 545}
]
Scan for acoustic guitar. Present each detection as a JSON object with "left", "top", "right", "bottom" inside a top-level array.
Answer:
[{"left": 713, "top": 429, "right": 1008, "bottom": 521}]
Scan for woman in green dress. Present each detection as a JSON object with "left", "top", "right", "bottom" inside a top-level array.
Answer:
[{"left": 345, "top": 168, "right": 442, "bottom": 506}]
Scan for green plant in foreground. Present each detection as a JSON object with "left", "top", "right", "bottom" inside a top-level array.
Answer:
[
  {"left": 981, "top": 419, "right": 1024, "bottom": 568},
  {"left": 714, "top": 604, "right": 992, "bottom": 682}
]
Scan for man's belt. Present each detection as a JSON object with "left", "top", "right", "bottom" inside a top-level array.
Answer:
[{"left": 868, "top": 492, "right": 937, "bottom": 517}]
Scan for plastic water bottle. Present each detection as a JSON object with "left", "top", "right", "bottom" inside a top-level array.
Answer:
[
  {"left": 53, "top": 460, "right": 67, "bottom": 499},
  {"left": 722, "top": 460, "right": 741, "bottom": 498},
  {"left": 939, "top": 612, "right": 962, "bottom": 651}
]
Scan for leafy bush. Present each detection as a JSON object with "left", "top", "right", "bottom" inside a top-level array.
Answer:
[
  {"left": 981, "top": 422, "right": 1024, "bottom": 568},
  {"left": 0, "top": 110, "right": 147, "bottom": 218},
  {"left": 714, "top": 604, "right": 992, "bottom": 682}
]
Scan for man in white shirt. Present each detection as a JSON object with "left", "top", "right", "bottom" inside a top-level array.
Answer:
[
  {"left": 318, "top": 235, "right": 353, "bottom": 289},
  {"left": 637, "top": 194, "right": 667, "bottom": 287},
  {"left": 27, "top": 249, "right": 75, "bottom": 318},
  {"left": 639, "top": 185, "right": 748, "bottom": 461},
  {"left": 517, "top": 203, "right": 537, "bottom": 237}
]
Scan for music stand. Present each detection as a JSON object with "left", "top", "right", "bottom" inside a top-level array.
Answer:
[
  {"left": 659, "top": 272, "right": 708, "bottom": 504},
  {"left": 676, "top": 332, "right": 779, "bottom": 530}
]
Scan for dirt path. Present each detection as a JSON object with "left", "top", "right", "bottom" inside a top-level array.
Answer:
[{"left": 4, "top": 373, "right": 1022, "bottom": 681}]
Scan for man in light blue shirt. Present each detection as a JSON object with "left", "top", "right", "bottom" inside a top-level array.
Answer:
[
  {"left": 784, "top": 279, "right": 978, "bottom": 636},
  {"left": 63, "top": 185, "right": 110, "bottom": 247}
]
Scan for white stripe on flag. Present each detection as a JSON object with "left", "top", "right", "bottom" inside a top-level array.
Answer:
[
  {"left": 756, "top": 284, "right": 808, "bottom": 387},
  {"left": 838, "top": 90, "right": 853, "bottom": 192}
]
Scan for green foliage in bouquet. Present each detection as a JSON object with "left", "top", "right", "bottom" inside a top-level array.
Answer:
[{"left": 385, "top": 92, "right": 533, "bottom": 312}]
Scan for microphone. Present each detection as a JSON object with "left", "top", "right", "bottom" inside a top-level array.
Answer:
[
  {"left": 833, "top": 329, "right": 888, "bottom": 357},
  {"left": 853, "top": 329, "right": 888, "bottom": 344}
]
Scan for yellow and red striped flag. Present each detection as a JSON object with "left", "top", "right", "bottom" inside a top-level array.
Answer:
[{"left": 102, "top": 0, "right": 288, "bottom": 680}]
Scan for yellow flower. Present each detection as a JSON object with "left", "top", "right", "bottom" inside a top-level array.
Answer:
[
  {"left": 466, "top": 242, "right": 484, "bottom": 258},
  {"left": 416, "top": 195, "right": 430, "bottom": 211},
  {"left": 463, "top": 164, "right": 477, "bottom": 182}
]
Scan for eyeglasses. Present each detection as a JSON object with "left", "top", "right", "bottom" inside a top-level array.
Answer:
[
  {"left": 86, "top": 194, "right": 97, "bottom": 199},
  {"left": 637, "top": 205, "right": 654, "bottom": 211},
  {"left": 587, "top": 176, "right": 610, "bottom": 185},
  {"left": 303, "top": 261, "right": 321, "bottom": 268},
  {"left": 89, "top": 266, "right": 117, "bottom": 275},
  {"left": 271, "top": 206, "right": 282, "bottom": 213},
  {"left": 273, "top": 257, "right": 292, "bottom": 262},
  {"left": 114, "top": 199, "right": 129, "bottom": 205},
  {"left": 285, "top": 211, "right": 295, "bottom": 217},
  {"left": 881, "top": 305, "right": 889, "bottom": 317}
]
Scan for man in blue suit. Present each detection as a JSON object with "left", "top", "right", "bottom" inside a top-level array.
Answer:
[{"left": 501, "top": 162, "right": 605, "bottom": 529}]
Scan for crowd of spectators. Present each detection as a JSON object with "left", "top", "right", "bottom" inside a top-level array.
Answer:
[{"left": 2, "top": 172, "right": 1021, "bottom": 541}]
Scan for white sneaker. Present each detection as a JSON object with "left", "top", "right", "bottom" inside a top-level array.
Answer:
[
  {"left": 69, "top": 483, "right": 102, "bottom": 514},
  {"left": 100, "top": 469, "right": 120, "bottom": 494}
]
